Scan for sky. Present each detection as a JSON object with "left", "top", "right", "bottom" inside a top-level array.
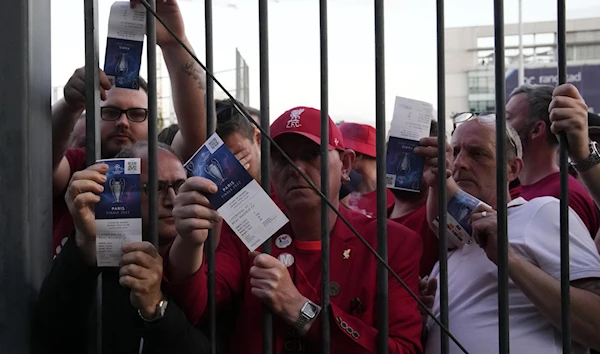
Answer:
[{"left": 51, "top": 0, "right": 600, "bottom": 126}]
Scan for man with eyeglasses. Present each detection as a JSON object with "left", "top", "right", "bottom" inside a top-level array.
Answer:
[
  {"left": 36, "top": 141, "right": 216, "bottom": 354},
  {"left": 51, "top": 0, "right": 210, "bottom": 258},
  {"left": 415, "top": 115, "right": 600, "bottom": 353}
]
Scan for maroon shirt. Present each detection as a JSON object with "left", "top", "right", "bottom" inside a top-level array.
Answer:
[
  {"left": 52, "top": 148, "right": 87, "bottom": 256},
  {"left": 520, "top": 172, "right": 599, "bottom": 236}
]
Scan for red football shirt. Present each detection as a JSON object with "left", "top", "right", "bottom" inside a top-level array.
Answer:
[
  {"left": 346, "top": 189, "right": 395, "bottom": 218},
  {"left": 163, "top": 207, "right": 423, "bottom": 354},
  {"left": 520, "top": 172, "right": 599, "bottom": 236},
  {"left": 389, "top": 204, "right": 438, "bottom": 278},
  {"left": 52, "top": 148, "right": 87, "bottom": 256}
]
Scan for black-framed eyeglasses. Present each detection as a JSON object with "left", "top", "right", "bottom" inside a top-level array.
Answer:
[
  {"left": 142, "top": 180, "right": 185, "bottom": 199},
  {"left": 101, "top": 107, "right": 148, "bottom": 122}
]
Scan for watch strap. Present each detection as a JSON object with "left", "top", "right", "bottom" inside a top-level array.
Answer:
[
  {"left": 571, "top": 141, "right": 600, "bottom": 172},
  {"left": 138, "top": 296, "right": 168, "bottom": 323},
  {"left": 293, "top": 301, "right": 320, "bottom": 333}
]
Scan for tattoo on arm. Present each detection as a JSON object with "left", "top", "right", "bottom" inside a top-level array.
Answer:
[
  {"left": 572, "top": 278, "right": 600, "bottom": 296},
  {"left": 182, "top": 59, "right": 206, "bottom": 90}
]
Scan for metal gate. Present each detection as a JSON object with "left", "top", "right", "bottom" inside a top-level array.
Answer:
[{"left": 0, "top": 0, "right": 574, "bottom": 353}]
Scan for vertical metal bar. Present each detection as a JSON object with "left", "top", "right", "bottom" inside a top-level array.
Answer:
[
  {"left": 493, "top": 0, "right": 510, "bottom": 353},
  {"left": 435, "top": 0, "right": 449, "bottom": 352},
  {"left": 83, "top": 0, "right": 103, "bottom": 352},
  {"left": 319, "top": 0, "right": 331, "bottom": 353},
  {"left": 518, "top": 0, "right": 524, "bottom": 86},
  {"left": 0, "top": 0, "right": 52, "bottom": 351},
  {"left": 85, "top": 0, "right": 101, "bottom": 166},
  {"left": 258, "top": 0, "right": 273, "bottom": 352},
  {"left": 556, "top": 1, "right": 571, "bottom": 352},
  {"left": 146, "top": 0, "right": 159, "bottom": 248},
  {"left": 205, "top": 0, "right": 217, "bottom": 353},
  {"left": 374, "top": 0, "right": 388, "bottom": 353}
]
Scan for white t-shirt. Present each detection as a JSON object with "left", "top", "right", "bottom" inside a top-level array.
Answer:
[{"left": 425, "top": 197, "right": 600, "bottom": 354}]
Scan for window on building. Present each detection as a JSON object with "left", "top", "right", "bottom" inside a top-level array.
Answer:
[
  {"left": 468, "top": 100, "right": 496, "bottom": 113},
  {"left": 467, "top": 70, "right": 495, "bottom": 94},
  {"left": 570, "top": 44, "right": 600, "bottom": 61}
]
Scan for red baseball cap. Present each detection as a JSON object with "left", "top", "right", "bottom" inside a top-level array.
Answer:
[
  {"left": 339, "top": 122, "right": 376, "bottom": 158},
  {"left": 270, "top": 107, "right": 345, "bottom": 151}
]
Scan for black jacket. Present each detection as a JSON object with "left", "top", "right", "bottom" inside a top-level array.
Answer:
[{"left": 34, "top": 235, "right": 214, "bottom": 354}]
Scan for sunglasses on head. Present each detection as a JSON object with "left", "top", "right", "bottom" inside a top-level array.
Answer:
[
  {"left": 452, "top": 112, "right": 522, "bottom": 159},
  {"left": 453, "top": 112, "right": 496, "bottom": 126}
]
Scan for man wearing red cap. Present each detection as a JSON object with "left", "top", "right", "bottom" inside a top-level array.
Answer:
[
  {"left": 163, "top": 107, "right": 423, "bottom": 353},
  {"left": 339, "top": 122, "right": 394, "bottom": 218}
]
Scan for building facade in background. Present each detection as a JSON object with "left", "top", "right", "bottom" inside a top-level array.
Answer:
[{"left": 445, "top": 17, "right": 600, "bottom": 117}]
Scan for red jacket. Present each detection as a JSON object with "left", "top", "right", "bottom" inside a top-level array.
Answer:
[{"left": 163, "top": 207, "right": 423, "bottom": 353}]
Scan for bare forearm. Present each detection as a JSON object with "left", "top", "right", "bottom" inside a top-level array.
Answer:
[
  {"left": 508, "top": 254, "right": 600, "bottom": 349},
  {"left": 52, "top": 99, "right": 83, "bottom": 170},
  {"left": 576, "top": 165, "right": 600, "bottom": 209},
  {"left": 167, "top": 236, "right": 205, "bottom": 282},
  {"left": 161, "top": 40, "right": 209, "bottom": 161}
]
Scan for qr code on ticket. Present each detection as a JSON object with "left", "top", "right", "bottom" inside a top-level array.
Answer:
[
  {"left": 205, "top": 134, "right": 223, "bottom": 153},
  {"left": 127, "top": 160, "right": 139, "bottom": 173},
  {"left": 386, "top": 174, "right": 395, "bottom": 188}
]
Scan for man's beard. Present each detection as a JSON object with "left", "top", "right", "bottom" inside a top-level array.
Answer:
[{"left": 101, "top": 130, "right": 136, "bottom": 158}]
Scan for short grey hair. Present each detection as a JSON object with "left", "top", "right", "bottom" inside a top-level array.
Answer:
[{"left": 509, "top": 84, "right": 556, "bottom": 146}]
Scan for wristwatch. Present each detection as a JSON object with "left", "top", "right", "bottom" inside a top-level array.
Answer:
[
  {"left": 294, "top": 300, "right": 320, "bottom": 332},
  {"left": 138, "top": 296, "right": 169, "bottom": 323},
  {"left": 570, "top": 141, "right": 600, "bottom": 172}
]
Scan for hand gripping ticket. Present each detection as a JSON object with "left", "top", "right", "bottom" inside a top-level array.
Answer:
[{"left": 434, "top": 189, "right": 487, "bottom": 248}]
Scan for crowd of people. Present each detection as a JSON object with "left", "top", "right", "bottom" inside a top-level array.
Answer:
[{"left": 34, "top": 1, "right": 600, "bottom": 353}]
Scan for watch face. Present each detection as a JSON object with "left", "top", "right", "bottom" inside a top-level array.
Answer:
[{"left": 302, "top": 302, "right": 317, "bottom": 318}]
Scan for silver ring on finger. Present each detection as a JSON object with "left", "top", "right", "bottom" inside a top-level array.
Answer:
[{"left": 482, "top": 211, "right": 487, "bottom": 218}]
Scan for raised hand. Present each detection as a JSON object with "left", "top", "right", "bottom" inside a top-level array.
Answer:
[
  {"left": 63, "top": 67, "right": 112, "bottom": 110},
  {"left": 549, "top": 83, "right": 590, "bottom": 162},
  {"left": 64, "top": 163, "right": 109, "bottom": 265},
  {"left": 172, "top": 176, "right": 221, "bottom": 246},
  {"left": 119, "top": 241, "right": 164, "bottom": 319}
]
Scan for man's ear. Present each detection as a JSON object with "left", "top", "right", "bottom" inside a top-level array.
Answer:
[
  {"left": 530, "top": 120, "right": 546, "bottom": 141},
  {"left": 340, "top": 149, "right": 356, "bottom": 180},
  {"left": 254, "top": 128, "right": 261, "bottom": 148},
  {"left": 508, "top": 156, "right": 524, "bottom": 183}
]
